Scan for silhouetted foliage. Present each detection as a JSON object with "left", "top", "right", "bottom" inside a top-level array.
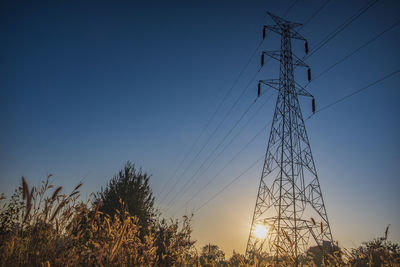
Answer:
[
  {"left": 246, "top": 250, "right": 274, "bottom": 266},
  {"left": 0, "top": 188, "right": 24, "bottom": 237},
  {"left": 153, "top": 216, "right": 196, "bottom": 266},
  {"left": 2, "top": 172, "right": 399, "bottom": 266},
  {"left": 307, "top": 241, "right": 343, "bottom": 266},
  {"left": 200, "top": 243, "right": 226, "bottom": 266},
  {"left": 348, "top": 236, "right": 400, "bottom": 266},
  {"left": 228, "top": 250, "right": 247, "bottom": 266},
  {"left": 97, "top": 162, "right": 155, "bottom": 236},
  {"left": 0, "top": 175, "right": 198, "bottom": 266}
]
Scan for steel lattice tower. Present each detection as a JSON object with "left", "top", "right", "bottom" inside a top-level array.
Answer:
[{"left": 246, "top": 13, "right": 333, "bottom": 264}]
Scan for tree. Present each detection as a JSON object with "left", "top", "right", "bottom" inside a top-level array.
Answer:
[
  {"left": 347, "top": 225, "right": 400, "bottom": 266},
  {"left": 348, "top": 237, "right": 400, "bottom": 266},
  {"left": 200, "top": 243, "right": 226, "bottom": 266},
  {"left": 306, "top": 241, "right": 343, "bottom": 266},
  {"left": 97, "top": 162, "right": 155, "bottom": 235},
  {"left": 228, "top": 250, "right": 247, "bottom": 266}
]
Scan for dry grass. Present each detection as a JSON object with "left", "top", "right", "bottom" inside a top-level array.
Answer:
[
  {"left": 0, "top": 176, "right": 399, "bottom": 266},
  {"left": 0, "top": 176, "right": 159, "bottom": 266}
]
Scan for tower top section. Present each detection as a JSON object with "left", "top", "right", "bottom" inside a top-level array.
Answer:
[
  {"left": 267, "top": 11, "right": 302, "bottom": 29},
  {"left": 263, "top": 12, "right": 306, "bottom": 41}
]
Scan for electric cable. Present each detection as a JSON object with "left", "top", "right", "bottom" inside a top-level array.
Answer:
[
  {"left": 306, "top": 70, "right": 400, "bottom": 120},
  {"left": 157, "top": 40, "right": 264, "bottom": 203},
  {"left": 194, "top": 154, "right": 265, "bottom": 214},
  {"left": 163, "top": 0, "right": 381, "bottom": 213},
  {"left": 163, "top": 0, "right": 335, "bottom": 210},
  {"left": 307, "top": 19, "right": 400, "bottom": 85},
  {"left": 304, "top": 0, "right": 379, "bottom": 60},
  {"left": 193, "top": 69, "right": 400, "bottom": 214},
  {"left": 302, "top": 0, "right": 331, "bottom": 28},
  {"left": 170, "top": 91, "right": 275, "bottom": 215},
  {"left": 283, "top": 0, "right": 300, "bottom": 17},
  {"left": 159, "top": 0, "right": 304, "bottom": 203},
  {"left": 163, "top": 68, "right": 262, "bottom": 210}
]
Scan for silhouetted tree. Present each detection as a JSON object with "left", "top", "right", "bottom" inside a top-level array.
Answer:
[
  {"left": 200, "top": 243, "right": 226, "bottom": 266},
  {"left": 307, "top": 241, "right": 342, "bottom": 266},
  {"left": 97, "top": 162, "right": 155, "bottom": 235},
  {"left": 348, "top": 236, "right": 400, "bottom": 266},
  {"left": 228, "top": 250, "right": 247, "bottom": 266}
]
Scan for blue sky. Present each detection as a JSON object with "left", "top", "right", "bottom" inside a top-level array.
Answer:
[{"left": 1, "top": 0, "right": 399, "bottom": 255}]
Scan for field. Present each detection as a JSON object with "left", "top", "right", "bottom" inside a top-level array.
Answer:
[{"left": 0, "top": 175, "right": 398, "bottom": 267}]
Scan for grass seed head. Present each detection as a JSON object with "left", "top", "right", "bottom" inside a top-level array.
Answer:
[{"left": 51, "top": 186, "right": 62, "bottom": 201}]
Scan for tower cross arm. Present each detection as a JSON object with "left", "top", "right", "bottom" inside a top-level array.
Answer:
[
  {"left": 288, "top": 30, "right": 307, "bottom": 41},
  {"left": 263, "top": 50, "right": 281, "bottom": 62},
  {"left": 259, "top": 79, "right": 280, "bottom": 91},
  {"left": 295, "top": 82, "right": 313, "bottom": 97},
  {"left": 264, "top": 25, "right": 284, "bottom": 35},
  {"left": 293, "top": 54, "right": 309, "bottom": 68}
]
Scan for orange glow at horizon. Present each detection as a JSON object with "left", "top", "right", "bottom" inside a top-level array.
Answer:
[{"left": 254, "top": 224, "right": 268, "bottom": 239}]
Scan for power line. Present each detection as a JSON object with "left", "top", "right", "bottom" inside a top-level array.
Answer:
[
  {"left": 164, "top": 0, "right": 336, "bottom": 211},
  {"left": 164, "top": 0, "right": 380, "bottom": 213},
  {"left": 309, "top": 19, "right": 400, "bottom": 83},
  {"left": 302, "top": 0, "right": 331, "bottom": 28},
  {"left": 175, "top": 1, "right": 395, "bottom": 227},
  {"left": 170, "top": 90, "right": 275, "bottom": 215},
  {"left": 163, "top": 101, "right": 255, "bottom": 210},
  {"left": 307, "top": 70, "right": 400, "bottom": 120},
  {"left": 157, "top": 39, "right": 264, "bottom": 203},
  {"left": 186, "top": 50, "right": 400, "bottom": 219},
  {"left": 159, "top": 0, "right": 311, "bottom": 205},
  {"left": 283, "top": 0, "right": 300, "bottom": 17},
  {"left": 161, "top": 39, "right": 270, "bottom": 209},
  {"left": 194, "top": 154, "right": 265, "bottom": 214},
  {"left": 190, "top": 69, "right": 400, "bottom": 217},
  {"left": 159, "top": 67, "right": 262, "bottom": 206},
  {"left": 305, "top": 0, "right": 379, "bottom": 60},
  {"left": 163, "top": 70, "right": 262, "bottom": 211},
  {"left": 164, "top": 0, "right": 370, "bottom": 213},
  {"left": 164, "top": 59, "right": 278, "bottom": 211},
  {"left": 191, "top": 68, "right": 400, "bottom": 219}
]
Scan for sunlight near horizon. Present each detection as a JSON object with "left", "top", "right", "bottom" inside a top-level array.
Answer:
[{"left": 254, "top": 224, "right": 268, "bottom": 239}]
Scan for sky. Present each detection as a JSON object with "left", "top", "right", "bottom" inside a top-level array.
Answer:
[{"left": 1, "top": 0, "right": 399, "bottom": 256}]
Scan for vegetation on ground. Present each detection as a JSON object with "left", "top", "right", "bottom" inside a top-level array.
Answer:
[{"left": 0, "top": 162, "right": 399, "bottom": 266}]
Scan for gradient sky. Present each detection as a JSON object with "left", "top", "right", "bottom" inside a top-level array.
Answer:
[{"left": 1, "top": 0, "right": 399, "bottom": 256}]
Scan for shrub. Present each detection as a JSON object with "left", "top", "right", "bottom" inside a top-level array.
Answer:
[
  {"left": 348, "top": 233, "right": 400, "bottom": 266},
  {"left": 96, "top": 161, "right": 155, "bottom": 237}
]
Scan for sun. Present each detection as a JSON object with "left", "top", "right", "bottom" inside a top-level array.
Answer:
[{"left": 254, "top": 224, "right": 268, "bottom": 239}]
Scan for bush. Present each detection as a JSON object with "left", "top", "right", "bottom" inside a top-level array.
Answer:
[
  {"left": 96, "top": 161, "right": 155, "bottom": 237},
  {"left": 200, "top": 243, "right": 226, "bottom": 266},
  {"left": 348, "top": 234, "right": 400, "bottom": 266},
  {"left": 154, "top": 216, "right": 196, "bottom": 266}
]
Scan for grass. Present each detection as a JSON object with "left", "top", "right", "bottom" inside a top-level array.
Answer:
[{"left": 0, "top": 176, "right": 399, "bottom": 266}]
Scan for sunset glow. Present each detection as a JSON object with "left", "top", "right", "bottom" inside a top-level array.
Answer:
[{"left": 254, "top": 224, "right": 268, "bottom": 239}]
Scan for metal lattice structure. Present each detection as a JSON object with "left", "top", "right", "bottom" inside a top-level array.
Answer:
[{"left": 246, "top": 13, "right": 333, "bottom": 264}]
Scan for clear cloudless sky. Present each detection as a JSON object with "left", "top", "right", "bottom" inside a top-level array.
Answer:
[{"left": 1, "top": 0, "right": 399, "bottom": 256}]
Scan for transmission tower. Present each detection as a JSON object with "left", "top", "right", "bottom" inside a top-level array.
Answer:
[{"left": 246, "top": 12, "right": 333, "bottom": 264}]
